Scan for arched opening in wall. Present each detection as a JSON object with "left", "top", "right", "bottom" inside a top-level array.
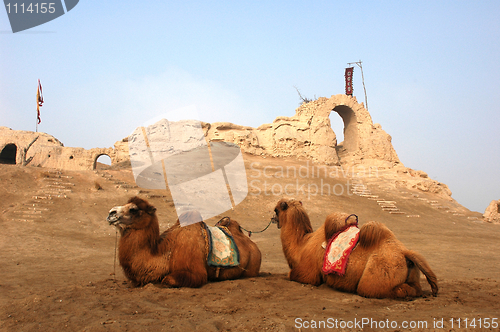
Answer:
[
  {"left": 94, "top": 154, "right": 112, "bottom": 170},
  {"left": 0, "top": 144, "right": 17, "bottom": 164},
  {"left": 330, "top": 115, "right": 344, "bottom": 147},
  {"left": 330, "top": 105, "right": 358, "bottom": 158}
]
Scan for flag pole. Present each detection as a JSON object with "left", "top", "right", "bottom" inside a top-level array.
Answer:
[
  {"left": 36, "top": 82, "right": 38, "bottom": 132},
  {"left": 347, "top": 60, "right": 368, "bottom": 111}
]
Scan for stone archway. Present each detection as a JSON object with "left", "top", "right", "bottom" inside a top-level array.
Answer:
[
  {"left": 0, "top": 144, "right": 17, "bottom": 164},
  {"left": 93, "top": 154, "right": 112, "bottom": 170},
  {"left": 330, "top": 104, "right": 359, "bottom": 157}
]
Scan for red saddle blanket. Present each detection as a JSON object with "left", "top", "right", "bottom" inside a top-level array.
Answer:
[{"left": 322, "top": 225, "right": 359, "bottom": 276}]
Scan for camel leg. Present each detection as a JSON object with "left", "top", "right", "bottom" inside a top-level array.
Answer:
[
  {"left": 242, "top": 249, "right": 262, "bottom": 278},
  {"left": 289, "top": 265, "right": 322, "bottom": 286},
  {"left": 389, "top": 258, "right": 426, "bottom": 298},
  {"left": 242, "top": 265, "right": 260, "bottom": 278},
  {"left": 162, "top": 270, "right": 208, "bottom": 288},
  {"left": 162, "top": 232, "right": 209, "bottom": 288},
  {"left": 391, "top": 282, "right": 422, "bottom": 298},
  {"left": 404, "top": 263, "right": 423, "bottom": 296},
  {"left": 356, "top": 253, "right": 409, "bottom": 298}
]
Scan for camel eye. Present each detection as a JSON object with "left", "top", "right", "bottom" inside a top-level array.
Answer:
[{"left": 129, "top": 207, "right": 139, "bottom": 214}]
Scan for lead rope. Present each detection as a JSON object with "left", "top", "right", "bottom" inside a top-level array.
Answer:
[
  {"left": 239, "top": 219, "right": 273, "bottom": 237},
  {"left": 216, "top": 216, "right": 273, "bottom": 237},
  {"left": 113, "top": 229, "right": 118, "bottom": 281}
]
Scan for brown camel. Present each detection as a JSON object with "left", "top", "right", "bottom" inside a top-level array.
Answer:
[
  {"left": 272, "top": 199, "right": 438, "bottom": 298},
  {"left": 107, "top": 196, "right": 261, "bottom": 287}
]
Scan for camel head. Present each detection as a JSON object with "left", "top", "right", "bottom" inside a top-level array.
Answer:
[
  {"left": 215, "top": 216, "right": 231, "bottom": 227},
  {"left": 272, "top": 199, "right": 303, "bottom": 229},
  {"left": 107, "top": 196, "right": 157, "bottom": 231},
  {"left": 215, "top": 217, "right": 243, "bottom": 234}
]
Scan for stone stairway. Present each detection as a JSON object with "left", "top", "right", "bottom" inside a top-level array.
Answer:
[
  {"left": 97, "top": 170, "right": 140, "bottom": 191},
  {"left": 350, "top": 174, "right": 476, "bottom": 220},
  {"left": 9, "top": 170, "right": 74, "bottom": 222},
  {"left": 350, "top": 177, "right": 412, "bottom": 216},
  {"left": 96, "top": 170, "right": 172, "bottom": 201}
]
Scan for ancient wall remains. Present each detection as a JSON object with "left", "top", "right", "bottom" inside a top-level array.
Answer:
[
  {"left": 0, "top": 127, "right": 129, "bottom": 170},
  {"left": 206, "top": 94, "right": 400, "bottom": 166},
  {"left": 0, "top": 95, "right": 402, "bottom": 170}
]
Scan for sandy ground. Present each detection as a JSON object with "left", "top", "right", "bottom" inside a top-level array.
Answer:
[{"left": 1, "top": 154, "right": 499, "bottom": 331}]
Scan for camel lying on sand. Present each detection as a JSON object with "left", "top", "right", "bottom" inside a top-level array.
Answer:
[
  {"left": 107, "top": 196, "right": 261, "bottom": 287},
  {"left": 272, "top": 199, "right": 438, "bottom": 298}
]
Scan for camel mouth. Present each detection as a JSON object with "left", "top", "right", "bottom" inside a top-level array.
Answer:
[
  {"left": 271, "top": 214, "right": 280, "bottom": 229},
  {"left": 107, "top": 213, "right": 120, "bottom": 225},
  {"left": 107, "top": 207, "right": 122, "bottom": 226}
]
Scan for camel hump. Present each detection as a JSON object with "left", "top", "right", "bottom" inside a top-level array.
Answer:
[
  {"left": 405, "top": 250, "right": 439, "bottom": 296},
  {"left": 358, "top": 221, "right": 394, "bottom": 248},
  {"left": 324, "top": 213, "right": 358, "bottom": 241}
]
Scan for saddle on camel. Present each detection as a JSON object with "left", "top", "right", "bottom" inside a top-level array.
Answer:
[
  {"left": 107, "top": 196, "right": 261, "bottom": 287},
  {"left": 272, "top": 198, "right": 438, "bottom": 299}
]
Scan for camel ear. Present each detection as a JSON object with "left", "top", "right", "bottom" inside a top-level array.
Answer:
[
  {"left": 146, "top": 206, "right": 157, "bottom": 215},
  {"left": 280, "top": 201, "right": 288, "bottom": 211}
]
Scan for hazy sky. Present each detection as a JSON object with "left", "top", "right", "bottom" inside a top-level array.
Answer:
[{"left": 1, "top": 1, "right": 499, "bottom": 213}]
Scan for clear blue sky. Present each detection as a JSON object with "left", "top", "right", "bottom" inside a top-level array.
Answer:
[{"left": 1, "top": 1, "right": 499, "bottom": 213}]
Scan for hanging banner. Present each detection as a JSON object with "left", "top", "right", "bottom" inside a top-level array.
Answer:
[
  {"left": 36, "top": 79, "right": 44, "bottom": 124},
  {"left": 345, "top": 67, "right": 354, "bottom": 96}
]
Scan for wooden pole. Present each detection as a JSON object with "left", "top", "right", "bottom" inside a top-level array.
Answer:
[{"left": 347, "top": 60, "right": 368, "bottom": 111}]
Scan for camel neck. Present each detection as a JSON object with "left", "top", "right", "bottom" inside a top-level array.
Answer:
[
  {"left": 280, "top": 208, "right": 313, "bottom": 263},
  {"left": 120, "top": 224, "right": 160, "bottom": 256}
]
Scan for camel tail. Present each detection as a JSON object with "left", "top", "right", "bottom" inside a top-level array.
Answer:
[{"left": 405, "top": 250, "right": 439, "bottom": 296}]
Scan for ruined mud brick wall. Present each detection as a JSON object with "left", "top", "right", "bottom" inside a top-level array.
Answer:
[
  {"left": 0, "top": 95, "right": 454, "bottom": 201},
  {"left": 205, "top": 94, "right": 400, "bottom": 166},
  {"left": 0, "top": 95, "right": 399, "bottom": 170},
  {"left": 0, "top": 127, "right": 128, "bottom": 170}
]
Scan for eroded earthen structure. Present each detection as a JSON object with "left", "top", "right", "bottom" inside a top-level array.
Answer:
[
  {"left": 206, "top": 94, "right": 399, "bottom": 166},
  {"left": 483, "top": 200, "right": 500, "bottom": 223},
  {"left": 0, "top": 127, "right": 129, "bottom": 170},
  {"left": 0, "top": 94, "right": 453, "bottom": 201}
]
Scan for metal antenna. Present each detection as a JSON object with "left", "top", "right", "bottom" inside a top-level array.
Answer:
[{"left": 347, "top": 60, "right": 368, "bottom": 111}]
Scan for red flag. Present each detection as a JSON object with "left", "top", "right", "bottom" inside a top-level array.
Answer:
[
  {"left": 36, "top": 79, "right": 43, "bottom": 124},
  {"left": 345, "top": 67, "right": 354, "bottom": 96}
]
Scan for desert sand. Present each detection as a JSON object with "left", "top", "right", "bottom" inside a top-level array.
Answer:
[{"left": 1, "top": 154, "right": 499, "bottom": 331}]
